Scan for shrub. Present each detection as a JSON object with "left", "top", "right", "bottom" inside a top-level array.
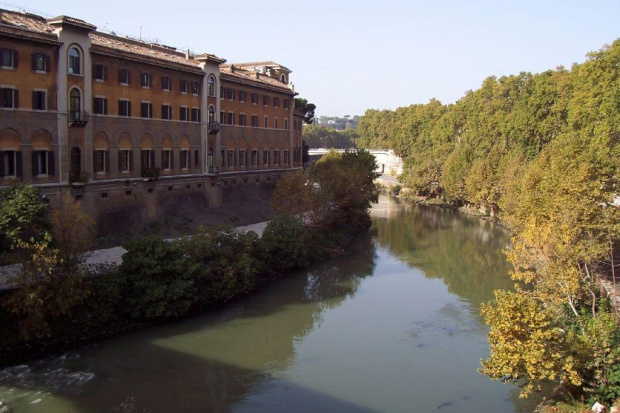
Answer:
[
  {"left": 261, "top": 215, "right": 310, "bottom": 275},
  {"left": 120, "top": 237, "right": 197, "bottom": 320}
]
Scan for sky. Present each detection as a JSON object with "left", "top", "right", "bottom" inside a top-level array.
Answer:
[{"left": 4, "top": 0, "right": 620, "bottom": 118}]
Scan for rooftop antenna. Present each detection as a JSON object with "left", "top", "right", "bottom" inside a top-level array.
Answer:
[{"left": 139, "top": 26, "right": 142, "bottom": 40}]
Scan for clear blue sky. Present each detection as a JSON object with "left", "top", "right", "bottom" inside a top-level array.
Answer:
[{"left": 5, "top": 0, "right": 620, "bottom": 118}]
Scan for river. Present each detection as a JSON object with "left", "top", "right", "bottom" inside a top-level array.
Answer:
[{"left": 0, "top": 195, "right": 544, "bottom": 412}]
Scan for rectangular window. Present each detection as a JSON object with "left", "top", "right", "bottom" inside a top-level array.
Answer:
[
  {"left": 93, "top": 63, "right": 106, "bottom": 81},
  {"left": 118, "top": 68, "right": 130, "bottom": 85},
  {"left": 162, "top": 75, "right": 171, "bottom": 91},
  {"left": 274, "top": 97, "right": 280, "bottom": 108},
  {"left": 1, "top": 88, "right": 18, "bottom": 108},
  {"left": 227, "top": 88, "right": 234, "bottom": 101},
  {"left": 141, "top": 72, "right": 152, "bottom": 88},
  {"left": 180, "top": 149, "right": 189, "bottom": 170},
  {"left": 221, "top": 150, "right": 225, "bottom": 167},
  {"left": 264, "top": 116, "right": 268, "bottom": 128},
  {"left": 239, "top": 113, "right": 246, "bottom": 126},
  {"left": 251, "top": 115, "right": 258, "bottom": 127},
  {"left": 239, "top": 91, "right": 246, "bottom": 103},
  {"left": 140, "top": 102, "right": 153, "bottom": 118},
  {"left": 284, "top": 99, "right": 290, "bottom": 110},
  {"left": 94, "top": 150, "right": 108, "bottom": 173},
  {"left": 32, "top": 150, "right": 54, "bottom": 176},
  {"left": 284, "top": 118, "right": 289, "bottom": 130},
  {"left": 180, "top": 79, "right": 188, "bottom": 94},
  {"left": 1, "top": 48, "right": 18, "bottom": 68},
  {"left": 284, "top": 150, "right": 289, "bottom": 165},
  {"left": 263, "top": 95, "right": 269, "bottom": 106},
  {"left": 220, "top": 111, "right": 225, "bottom": 125},
  {"left": 274, "top": 150, "right": 280, "bottom": 165},
  {"left": 251, "top": 93, "right": 258, "bottom": 105},
  {"left": 32, "top": 90, "right": 46, "bottom": 110},
  {"left": 141, "top": 149, "right": 154, "bottom": 171},
  {"left": 180, "top": 106, "right": 189, "bottom": 121},
  {"left": 239, "top": 150, "right": 246, "bottom": 166},
  {"left": 119, "top": 149, "right": 131, "bottom": 172},
  {"left": 263, "top": 150, "right": 269, "bottom": 166},
  {"left": 93, "top": 97, "right": 108, "bottom": 115},
  {"left": 228, "top": 150, "right": 235, "bottom": 167},
  {"left": 228, "top": 112, "right": 234, "bottom": 126},
  {"left": 0, "top": 151, "right": 21, "bottom": 177},
  {"left": 191, "top": 108, "right": 200, "bottom": 122},
  {"left": 220, "top": 86, "right": 225, "bottom": 99},
  {"left": 32, "top": 53, "right": 50, "bottom": 72},
  {"left": 162, "top": 149, "right": 172, "bottom": 170},
  {"left": 195, "top": 150, "right": 200, "bottom": 168},
  {"left": 118, "top": 99, "right": 131, "bottom": 116},
  {"left": 161, "top": 104, "right": 172, "bottom": 120},
  {"left": 274, "top": 118, "right": 279, "bottom": 129},
  {"left": 252, "top": 150, "right": 258, "bottom": 166},
  {"left": 191, "top": 81, "right": 199, "bottom": 95}
]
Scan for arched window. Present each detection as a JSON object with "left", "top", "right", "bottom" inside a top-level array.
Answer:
[
  {"left": 208, "top": 105, "right": 215, "bottom": 123},
  {"left": 68, "top": 47, "right": 81, "bottom": 75},
  {"left": 280, "top": 74, "right": 286, "bottom": 83},
  {"left": 69, "top": 88, "right": 81, "bottom": 120},
  {"left": 207, "top": 75, "right": 215, "bottom": 96}
]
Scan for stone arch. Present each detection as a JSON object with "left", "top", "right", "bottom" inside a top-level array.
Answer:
[
  {"left": 0, "top": 128, "right": 21, "bottom": 150},
  {"left": 141, "top": 133, "right": 154, "bottom": 149},
  {"left": 31, "top": 129, "right": 53, "bottom": 150},
  {"left": 161, "top": 134, "right": 173, "bottom": 149},
  {"left": 93, "top": 131, "right": 109, "bottom": 149},
  {"left": 118, "top": 132, "right": 132, "bottom": 150}
]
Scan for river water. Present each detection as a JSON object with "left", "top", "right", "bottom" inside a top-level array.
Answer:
[{"left": 0, "top": 195, "right": 544, "bottom": 412}]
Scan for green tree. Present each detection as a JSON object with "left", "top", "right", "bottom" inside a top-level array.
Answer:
[{"left": 295, "top": 98, "right": 316, "bottom": 124}]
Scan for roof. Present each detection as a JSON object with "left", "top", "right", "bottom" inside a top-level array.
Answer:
[
  {"left": 90, "top": 32, "right": 205, "bottom": 74},
  {"left": 220, "top": 65, "right": 295, "bottom": 95},
  {"left": 228, "top": 60, "right": 292, "bottom": 73},
  {"left": 0, "top": 9, "right": 224, "bottom": 73}
]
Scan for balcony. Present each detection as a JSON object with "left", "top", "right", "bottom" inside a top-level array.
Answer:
[
  {"left": 68, "top": 110, "right": 88, "bottom": 127},
  {"left": 208, "top": 122, "right": 220, "bottom": 134}
]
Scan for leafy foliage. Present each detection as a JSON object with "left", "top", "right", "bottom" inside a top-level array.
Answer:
[{"left": 294, "top": 98, "right": 316, "bottom": 124}]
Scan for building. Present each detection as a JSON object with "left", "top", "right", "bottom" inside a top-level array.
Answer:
[{"left": 0, "top": 9, "right": 303, "bottom": 233}]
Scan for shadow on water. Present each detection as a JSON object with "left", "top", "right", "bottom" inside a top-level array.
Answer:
[
  {"left": 0, "top": 234, "right": 379, "bottom": 412},
  {"left": 371, "top": 195, "right": 514, "bottom": 308}
]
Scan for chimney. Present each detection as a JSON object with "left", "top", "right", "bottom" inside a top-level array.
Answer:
[
  {"left": 185, "top": 49, "right": 190, "bottom": 60},
  {"left": 231, "top": 64, "right": 235, "bottom": 73}
]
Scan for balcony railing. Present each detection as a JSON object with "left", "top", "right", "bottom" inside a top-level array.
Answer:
[
  {"left": 68, "top": 110, "right": 88, "bottom": 127},
  {"left": 208, "top": 122, "right": 220, "bottom": 134}
]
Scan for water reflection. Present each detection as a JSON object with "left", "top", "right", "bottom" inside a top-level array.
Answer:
[
  {"left": 371, "top": 195, "right": 514, "bottom": 307},
  {"left": 0, "top": 234, "right": 377, "bottom": 412}
]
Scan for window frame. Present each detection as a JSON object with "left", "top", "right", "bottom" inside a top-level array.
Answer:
[
  {"left": 161, "top": 104, "right": 172, "bottom": 120},
  {"left": 68, "top": 47, "right": 81, "bottom": 75},
  {"left": 180, "top": 79, "right": 189, "bottom": 94},
  {"left": 93, "top": 96, "right": 108, "bottom": 115},
  {"left": 93, "top": 63, "right": 106, "bottom": 81},
  {"left": 141, "top": 72, "right": 152, "bottom": 88},
  {"left": 180, "top": 106, "right": 189, "bottom": 121},
  {"left": 118, "top": 68, "right": 130, "bottom": 85},
  {"left": 207, "top": 76, "right": 215, "bottom": 96},
  {"left": 0, "top": 87, "right": 18, "bottom": 108},
  {"left": 0, "top": 48, "right": 18, "bottom": 69},
  {"left": 140, "top": 102, "right": 153, "bottom": 118},
  {"left": 161, "top": 75, "right": 171, "bottom": 91},
  {"left": 32, "top": 90, "right": 46, "bottom": 110},
  {"left": 191, "top": 107, "right": 200, "bottom": 122},
  {"left": 118, "top": 99, "right": 131, "bottom": 117}
]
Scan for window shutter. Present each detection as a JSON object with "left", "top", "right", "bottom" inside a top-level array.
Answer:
[
  {"left": 102, "top": 65, "right": 106, "bottom": 80},
  {"left": 12, "top": 50, "right": 18, "bottom": 68},
  {"left": 93, "top": 98, "right": 99, "bottom": 114},
  {"left": 0, "top": 151, "right": 4, "bottom": 177},
  {"left": 161, "top": 150, "right": 164, "bottom": 168},
  {"left": 32, "top": 151, "right": 38, "bottom": 175},
  {"left": 14, "top": 90, "right": 18, "bottom": 109},
  {"left": 118, "top": 150, "right": 122, "bottom": 172},
  {"left": 45, "top": 56, "right": 50, "bottom": 73},
  {"left": 188, "top": 151, "right": 192, "bottom": 169},
  {"left": 161, "top": 104, "right": 165, "bottom": 118},
  {"left": 171, "top": 150, "right": 174, "bottom": 169},
  {"left": 92, "top": 150, "right": 96, "bottom": 173},
  {"left": 141, "top": 150, "right": 147, "bottom": 173},
  {"left": 105, "top": 151, "right": 109, "bottom": 173},
  {"left": 118, "top": 68, "right": 122, "bottom": 83},
  {"left": 150, "top": 150, "right": 155, "bottom": 168},
  {"left": 48, "top": 151, "right": 54, "bottom": 175},
  {"left": 127, "top": 101, "right": 131, "bottom": 117},
  {"left": 32, "top": 91, "right": 36, "bottom": 109},
  {"left": 31, "top": 54, "right": 37, "bottom": 71},
  {"left": 129, "top": 150, "right": 133, "bottom": 171},
  {"left": 104, "top": 99, "right": 108, "bottom": 115}
]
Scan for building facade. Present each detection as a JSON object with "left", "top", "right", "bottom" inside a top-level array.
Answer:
[{"left": 0, "top": 10, "right": 302, "bottom": 232}]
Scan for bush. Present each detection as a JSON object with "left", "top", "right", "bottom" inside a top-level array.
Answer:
[
  {"left": 120, "top": 237, "right": 197, "bottom": 320},
  {"left": 183, "top": 226, "right": 259, "bottom": 304},
  {"left": 261, "top": 215, "right": 310, "bottom": 275}
]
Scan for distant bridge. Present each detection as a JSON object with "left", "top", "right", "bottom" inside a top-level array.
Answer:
[{"left": 307, "top": 148, "right": 403, "bottom": 175}]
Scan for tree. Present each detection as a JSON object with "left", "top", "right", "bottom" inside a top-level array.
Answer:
[
  {"left": 0, "top": 183, "right": 50, "bottom": 261},
  {"left": 294, "top": 98, "right": 316, "bottom": 124}
]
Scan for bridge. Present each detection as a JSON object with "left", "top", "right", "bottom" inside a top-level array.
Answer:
[{"left": 307, "top": 148, "right": 403, "bottom": 175}]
